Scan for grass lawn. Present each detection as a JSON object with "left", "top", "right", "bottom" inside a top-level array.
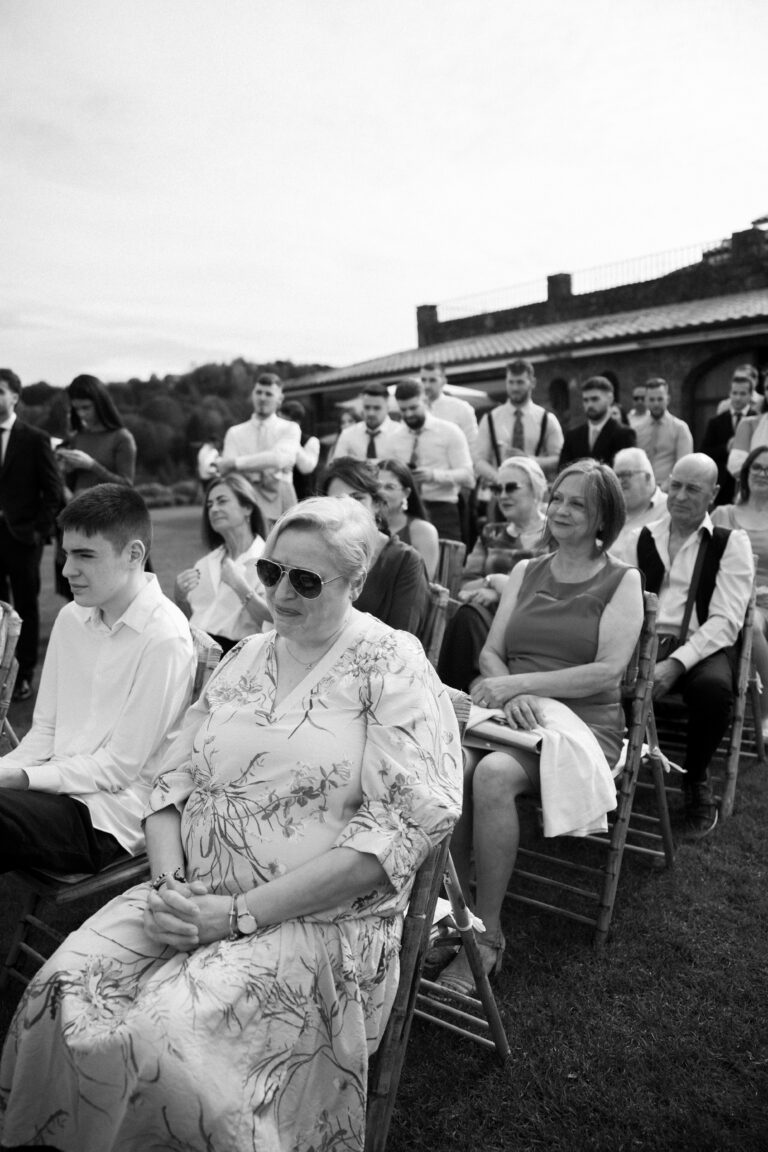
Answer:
[{"left": 2, "top": 504, "right": 768, "bottom": 1149}]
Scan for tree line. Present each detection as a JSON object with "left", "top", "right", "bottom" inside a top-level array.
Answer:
[{"left": 18, "top": 359, "right": 328, "bottom": 484}]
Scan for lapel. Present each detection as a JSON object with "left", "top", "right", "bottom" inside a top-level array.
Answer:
[
  {"left": 0, "top": 420, "right": 23, "bottom": 480},
  {"left": 592, "top": 419, "right": 617, "bottom": 456}
]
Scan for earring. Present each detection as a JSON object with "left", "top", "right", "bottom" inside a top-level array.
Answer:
[{"left": 401, "top": 498, "right": 409, "bottom": 512}]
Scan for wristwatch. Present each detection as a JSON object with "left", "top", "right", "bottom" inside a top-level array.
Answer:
[{"left": 236, "top": 893, "right": 258, "bottom": 936}]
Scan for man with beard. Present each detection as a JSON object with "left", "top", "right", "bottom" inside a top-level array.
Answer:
[{"left": 329, "top": 382, "right": 402, "bottom": 461}]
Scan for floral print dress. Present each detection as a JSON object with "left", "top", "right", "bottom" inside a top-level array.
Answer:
[{"left": 0, "top": 611, "right": 462, "bottom": 1152}]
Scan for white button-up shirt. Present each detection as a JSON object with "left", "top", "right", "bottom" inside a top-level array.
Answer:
[
  {"left": 476, "top": 399, "right": 563, "bottom": 476},
  {"left": 328, "top": 415, "right": 403, "bottom": 461},
  {"left": 3, "top": 575, "right": 195, "bottom": 854},
  {"left": 631, "top": 511, "right": 753, "bottom": 672},
  {"left": 389, "top": 413, "right": 474, "bottom": 503}
]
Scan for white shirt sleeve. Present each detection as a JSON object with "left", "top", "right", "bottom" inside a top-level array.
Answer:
[{"left": 673, "top": 528, "right": 754, "bottom": 671}]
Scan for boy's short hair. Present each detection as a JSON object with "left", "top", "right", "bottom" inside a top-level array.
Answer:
[
  {"left": 393, "top": 378, "right": 424, "bottom": 402},
  {"left": 581, "top": 375, "right": 615, "bottom": 397},
  {"left": 0, "top": 369, "right": 22, "bottom": 396},
  {"left": 58, "top": 484, "right": 152, "bottom": 559}
]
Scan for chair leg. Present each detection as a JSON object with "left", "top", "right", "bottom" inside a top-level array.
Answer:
[
  {"left": 749, "top": 678, "right": 766, "bottom": 764},
  {"left": 0, "top": 889, "right": 40, "bottom": 991},
  {"left": 646, "top": 752, "right": 676, "bottom": 866}
]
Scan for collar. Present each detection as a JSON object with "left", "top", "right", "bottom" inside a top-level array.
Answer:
[
  {"left": 0, "top": 413, "right": 17, "bottom": 433},
  {"left": 588, "top": 414, "right": 611, "bottom": 433},
  {"left": 650, "top": 510, "right": 713, "bottom": 546},
  {"left": 80, "top": 573, "right": 166, "bottom": 634},
  {"left": 506, "top": 398, "right": 534, "bottom": 413},
  {"left": 366, "top": 416, "right": 396, "bottom": 435},
  {"left": 250, "top": 412, "right": 280, "bottom": 428},
  {"left": 405, "top": 412, "right": 435, "bottom": 433}
]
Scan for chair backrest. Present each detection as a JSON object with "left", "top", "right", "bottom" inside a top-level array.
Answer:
[
  {"left": 437, "top": 539, "right": 467, "bottom": 599},
  {"left": 622, "top": 591, "right": 659, "bottom": 712},
  {"left": 0, "top": 601, "right": 22, "bottom": 750},
  {"left": 419, "top": 583, "right": 451, "bottom": 668},
  {"left": 189, "top": 626, "right": 224, "bottom": 698}
]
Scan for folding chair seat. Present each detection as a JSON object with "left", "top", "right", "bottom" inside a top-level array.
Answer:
[
  {"left": 652, "top": 581, "right": 760, "bottom": 819},
  {"left": 493, "top": 592, "right": 673, "bottom": 950},
  {"left": 437, "top": 538, "right": 467, "bottom": 599},
  {"left": 0, "top": 601, "right": 22, "bottom": 752},
  {"left": 0, "top": 628, "right": 222, "bottom": 991}
]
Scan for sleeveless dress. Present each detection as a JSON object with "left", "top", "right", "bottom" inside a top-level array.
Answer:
[
  {"left": 503, "top": 552, "right": 631, "bottom": 766},
  {"left": 711, "top": 504, "right": 768, "bottom": 607}
]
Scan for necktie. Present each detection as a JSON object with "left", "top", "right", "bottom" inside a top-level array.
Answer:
[
  {"left": 366, "top": 430, "right": 379, "bottom": 459},
  {"left": 512, "top": 408, "right": 525, "bottom": 451},
  {"left": 733, "top": 411, "right": 742, "bottom": 432},
  {"left": 408, "top": 430, "right": 422, "bottom": 471}
]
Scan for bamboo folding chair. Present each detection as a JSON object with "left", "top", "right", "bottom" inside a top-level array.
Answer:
[
  {"left": 0, "top": 601, "right": 22, "bottom": 752},
  {"left": 652, "top": 581, "right": 759, "bottom": 819},
  {"left": 0, "top": 628, "right": 222, "bottom": 991},
  {"left": 365, "top": 687, "right": 512, "bottom": 1152},
  {"left": 474, "top": 593, "right": 672, "bottom": 950},
  {"left": 437, "top": 538, "right": 467, "bottom": 599},
  {"left": 419, "top": 582, "right": 451, "bottom": 668}
]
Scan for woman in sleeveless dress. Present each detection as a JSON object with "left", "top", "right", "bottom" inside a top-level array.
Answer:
[
  {"left": 439, "top": 460, "right": 643, "bottom": 994},
  {"left": 377, "top": 457, "right": 440, "bottom": 580}
]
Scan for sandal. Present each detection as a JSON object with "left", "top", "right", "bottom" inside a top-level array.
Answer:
[{"left": 436, "top": 927, "right": 506, "bottom": 996}]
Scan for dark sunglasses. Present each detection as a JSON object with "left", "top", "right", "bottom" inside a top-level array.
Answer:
[
  {"left": 256, "top": 558, "right": 344, "bottom": 599},
  {"left": 489, "top": 481, "right": 523, "bottom": 496}
]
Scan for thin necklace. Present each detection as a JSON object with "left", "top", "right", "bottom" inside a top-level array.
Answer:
[{"left": 280, "top": 618, "right": 348, "bottom": 669}]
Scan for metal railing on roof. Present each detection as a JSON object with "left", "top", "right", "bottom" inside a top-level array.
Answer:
[{"left": 436, "top": 236, "right": 730, "bottom": 322}]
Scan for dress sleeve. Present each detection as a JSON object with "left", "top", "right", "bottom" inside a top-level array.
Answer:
[
  {"left": 89, "top": 429, "right": 137, "bottom": 485},
  {"left": 333, "top": 631, "right": 463, "bottom": 892}
]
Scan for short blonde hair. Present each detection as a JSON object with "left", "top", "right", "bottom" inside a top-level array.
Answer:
[{"left": 266, "top": 496, "right": 379, "bottom": 585}]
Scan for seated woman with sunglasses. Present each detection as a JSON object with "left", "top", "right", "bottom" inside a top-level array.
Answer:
[
  {"left": 0, "top": 497, "right": 462, "bottom": 1152},
  {"left": 174, "top": 474, "right": 271, "bottom": 653},
  {"left": 318, "top": 456, "right": 430, "bottom": 635},
  {"left": 712, "top": 444, "right": 768, "bottom": 740},
  {"left": 438, "top": 456, "right": 548, "bottom": 692},
  {"left": 438, "top": 461, "right": 643, "bottom": 994}
]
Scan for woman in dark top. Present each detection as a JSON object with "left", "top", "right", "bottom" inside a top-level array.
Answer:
[
  {"left": 318, "top": 457, "right": 429, "bottom": 636},
  {"left": 57, "top": 374, "right": 137, "bottom": 493},
  {"left": 377, "top": 457, "right": 439, "bottom": 579}
]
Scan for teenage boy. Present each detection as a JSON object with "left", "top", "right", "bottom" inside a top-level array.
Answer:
[{"left": 0, "top": 485, "right": 195, "bottom": 873}]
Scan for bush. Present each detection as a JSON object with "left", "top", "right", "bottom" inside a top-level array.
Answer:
[{"left": 136, "top": 482, "right": 175, "bottom": 508}]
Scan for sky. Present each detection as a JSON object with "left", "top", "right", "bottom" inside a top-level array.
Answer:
[{"left": 1, "top": 0, "right": 766, "bottom": 386}]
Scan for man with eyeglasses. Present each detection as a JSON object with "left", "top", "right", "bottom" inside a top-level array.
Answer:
[
  {"left": 609, "top": 448, "right": 667, "bottom": 560},
  {"left": 625, "top": 453, "right": 753, "bottom": 839},
  {"left": 701, "top": 366, "right": 759, "bottom": 506},
  {"left": 559, "top": 376, "right": 636, "bottom": 469},
  {"left": 218, "top": 373, "right": 300, "bottom": 529},
  {"left": 628, "top": 384, "right": 650, "bottom": 432}
]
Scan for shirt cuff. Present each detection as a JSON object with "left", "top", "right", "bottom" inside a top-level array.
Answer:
[{"left": 22, "top": 761, "right": 63, "bottom": 793}]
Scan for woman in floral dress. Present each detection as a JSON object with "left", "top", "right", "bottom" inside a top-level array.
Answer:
[{"left": 0, "top": 497, "right": 462, "bottom": 1152}]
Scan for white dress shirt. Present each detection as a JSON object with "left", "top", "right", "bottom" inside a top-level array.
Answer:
[
  {"left": 2, "top": 575, "right": 195, "bottom": 854},
  {"left": 188, "top": 537, "right": 266, "bottom": 641},
  {"left": 631, "top": 511, "right": 753, "bottom": 672},
  {"left": 328, "top": 416, "right": 402, "bottom": 461},
  {"left": 222, "top": 413, "right": 300, "bottom": 522},
  {"left": 476, "top": 399, "right": 564, "bottom": 475},
  {"left": 429, "top": 393, "right": 478, "bottom": 455},
  {"left": 0, "top": 412, "right": 16, "bottom": 466},
  {"left": 389, "top": 413, "right": 474, "bottom": 503}
]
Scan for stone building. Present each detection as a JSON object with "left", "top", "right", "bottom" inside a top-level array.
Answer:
[{"left": 293, "top": 219, "right": 768, "bottom": 445}]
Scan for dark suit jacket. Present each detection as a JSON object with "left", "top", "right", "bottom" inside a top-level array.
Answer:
[
  {"left": 700, "top": 408, "right": 757, "bottom": 506},
  {"left": 559, "top": 418, "right": 636, "bottom": 469},
  {"left": 0, "top": 418, "right": 62, "bottom": 544}
]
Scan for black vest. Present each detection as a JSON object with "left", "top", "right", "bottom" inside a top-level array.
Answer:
[{"left": 636, "top": 525, "right": 730, "bottom": 625}]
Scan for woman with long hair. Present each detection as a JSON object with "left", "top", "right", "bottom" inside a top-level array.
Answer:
[
  {"left": 57, "top": 374, "right": 137, "bottom": 493},
  {"left": 175, "top": 474, "right": 271, "bottom": 652},
  {"left": 376, "top": 456, "right": 440, "bottom": 579}
]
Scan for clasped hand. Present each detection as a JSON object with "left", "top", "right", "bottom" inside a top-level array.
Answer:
[
  {"left": 471, "top": 677, "right": 546, "bottom": 730},
  {"left": 143, "top": 878, "right": 230, "bottom": 952}
]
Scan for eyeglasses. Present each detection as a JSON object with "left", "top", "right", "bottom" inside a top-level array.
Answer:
[
  {"left": 256, "top": 558, "right": 344, "bottom": 599},
  {"left": 749, "top": 464, "right": 768, "bottom": 477},
  {"left": 489, "top": 481, "right": 523, "bottom": 496}
]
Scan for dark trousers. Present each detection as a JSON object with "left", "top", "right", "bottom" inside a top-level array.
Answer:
[
  {"left": 675, "top": 650, "right": 735, "bottom": 787},
  {"left": 437, "top": 603, "right": 493, "bottom": 693},
  {"left": 424, "top": 500, "right": 462, "bottom": 542},
  {"left": 0, "top": 521, "right": 44, "bottom": 680},
  {"left": 0, "top": 791, "right": 126, "bottom": 874}
]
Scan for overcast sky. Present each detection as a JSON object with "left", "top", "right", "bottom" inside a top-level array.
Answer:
[{"left": 1, "top": 0, "right": 765, "bottom": 385}]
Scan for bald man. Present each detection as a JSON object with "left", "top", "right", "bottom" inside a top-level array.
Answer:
[{"left": 627, "top": 454, "right": 753, "bottom": 838}]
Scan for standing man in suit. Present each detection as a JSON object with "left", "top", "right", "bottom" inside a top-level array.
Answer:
[
  {"left": 0, "top": 369, "right": 63, "bottom": 700},
  {"left": 559, "top": 377, "right": 636, "bottom": 469},
  {"left": 700, "top": 366, "right": 758, "bottom": 506}
]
